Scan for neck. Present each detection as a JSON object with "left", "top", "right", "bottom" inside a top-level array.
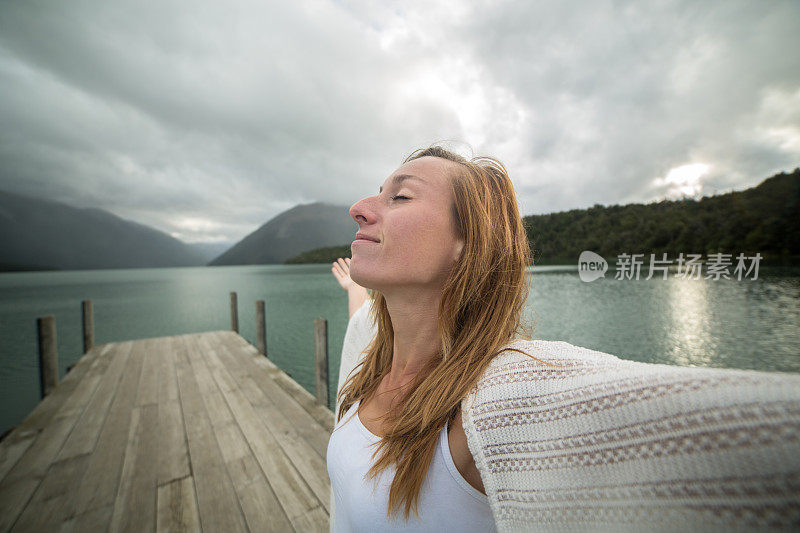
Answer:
[{"left": 382, "top": 286, "right": 442, "bottom": 389}]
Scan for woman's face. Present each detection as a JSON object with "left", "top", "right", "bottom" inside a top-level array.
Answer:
[{"left": 349, "top": 156, "right": 464, "bottom": 292}]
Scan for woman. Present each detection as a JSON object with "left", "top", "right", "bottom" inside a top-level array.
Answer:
[{"left": 327, "top": 145, "right": 800, "bottom": 532}]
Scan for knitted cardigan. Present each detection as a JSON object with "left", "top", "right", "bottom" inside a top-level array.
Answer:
[{"left": 330, "top": 300, "right": 800, "bottom": 532}]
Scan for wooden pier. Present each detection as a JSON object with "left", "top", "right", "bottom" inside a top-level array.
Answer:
[{"left": 0, "top": 331, "right": 335, "bottom": 532}]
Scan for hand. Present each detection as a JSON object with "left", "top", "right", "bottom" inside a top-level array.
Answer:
[
  {"left": 331, "top": 257, "right": 358, "bottom": 291},
  {"left": 332, "top": 257, "right": 370, "bottom": 318}
]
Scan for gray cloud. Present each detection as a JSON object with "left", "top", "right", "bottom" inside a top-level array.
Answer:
[{"left": 0, "top": 0, "right": 798, "bottom": 243}]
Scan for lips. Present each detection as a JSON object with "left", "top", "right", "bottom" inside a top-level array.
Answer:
[{"left": 354, "top": 232, "right": 380, "bottom": 243}]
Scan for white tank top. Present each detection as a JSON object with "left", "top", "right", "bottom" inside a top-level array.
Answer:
[{"left": 327, "top": 399, "right": 496, "bottom": 532}]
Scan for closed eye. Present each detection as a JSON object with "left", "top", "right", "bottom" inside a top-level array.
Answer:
[{"left": 391, "top": 195, "right": 409, "bottom": 201}]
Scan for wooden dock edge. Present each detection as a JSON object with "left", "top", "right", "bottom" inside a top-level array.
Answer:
[{"left": 223, "top": 331, "right": 335, "bottom": 433}]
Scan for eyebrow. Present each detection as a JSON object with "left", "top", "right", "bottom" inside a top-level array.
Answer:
[{"left": 379, "top": 174, "right": 424, "bottom": 193}]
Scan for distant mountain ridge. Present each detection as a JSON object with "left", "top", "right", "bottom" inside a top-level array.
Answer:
[
  {"left": 5, "top": 166, "right": 795, "bottom": 272},
  {"left": 523, "top": 167, "right": 800, "bottom": 265},
  {"left": 208, "top": 202, "right": 355, "bottom": 265},
  {"left": 0, "top": 190, "right": 207, "bottom": 271},
  {"left": 191, "top": 241, "right": 234, "bottom": 262}
]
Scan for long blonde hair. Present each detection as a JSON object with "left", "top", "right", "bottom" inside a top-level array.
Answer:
[{"left": 336, "top": 145, "right": 551, "bottom": 520}]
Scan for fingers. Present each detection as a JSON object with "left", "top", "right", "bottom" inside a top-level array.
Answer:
[
  {"left": 331, "top": 257, "right": 354, "bottom": 291},
  {"left": 331, "top": 257, "right": 351, "bottom": 280}
]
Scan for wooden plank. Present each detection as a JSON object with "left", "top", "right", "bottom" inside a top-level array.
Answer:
[
  {"left": 193, "top": 333, "right": 322, "bottom": 523},
  {"left": 215, "top": 424, "right": 293, "bottom": 532},
  {"left": 0, "top": 476, "right": 41, "bottom": 532},
  {"left": 203, "top": 391, "right": 235, "bottom": 426},
  {"left": 109, "top": 405, "right": 141, "bottom": 533},
  {"left": 235, "top": 469, "right": 294, "bottom": 533},
  {"left": 109, "top": 402, "right": 159, "bottom": 533},
  {"left": 158, "top": 337, "right": 189, "bottom": 486},
  {"left": 213, "top": 331, "right": 331, "bottom": 458},
  {"left": 239, "top": 375, "right": 331, "bottom": 512},
  {"left": 12, "top": 343, "right": 110, "bottom": 435},
  {"left": 10, "top": 453, "right": 91, "bottom": 532},
  {"left": 213, "top": 384, "right": 318, "bottom": 524},
  {"left": 60, "top": 504, "right": 113, "bottom": 532},
  {"left": 158, "top": 336, "right": 179, "bottom": 404},
  {"left": 291, "top": 505, "right": 330, "bottom": 533},
  {"left": 58, "top": 374, "right": 102, "bottom": 420},
  {"left": 269, "top": 368, "right": 335, "bottom": 432},
  {"left": 183, "top": 334, "right": 293, "bottom": 531},
  {"left": 206, "top": 334, "right": 331, "bottom": 514},
  {"left": 214, "top": 423, "right": 251, "bottom": 463},
  {"left": 57, "top": 343, "right": 115, "bottom": 420},
  {"left": 220, "top": 331, "right": 334, "bottom": 432},
  {"left": 0, "top": 430, "right": 36, "bottom": 483},
  {"left": 72, "top": 336, "right": 147, "bottom": 515},
  {"left": 156, "top": 476, "right": 201, "bottom": 533},
  {"left": 207, "top": 332, "right": 335, "bottom": 526},
  {"left": 136, "top": 338, "right": 159, "bottom": 407},
  {"left": 56, "top": 341, "right": 135, "bottom": 461},
  {"left": 224, "top": 452, "right": 267, "bottom": 489},
  {"left": 175, "top": 335, "right": 248, "bottom": 533},
  {"left": 0, "top": 415, "right": 81, "bottom": 532},
  {"left": 158, "top": 398, "right": 190, "bottom": 487}
]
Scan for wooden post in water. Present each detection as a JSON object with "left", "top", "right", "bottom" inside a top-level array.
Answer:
[
  {"left": 82, "top": 299, "right": 94, "bottom": 353},
  {"left": 256, "top": 300, "right": 267, "bottom": 357},
  {"left": 230, "top": 292, "right": 239, "bottom": 333},
  {"left": 37, "top": 315, "right": 58, "bottom": 398},
  {"left": 314, "top": 318, "right": 329, "bottom": 408}
]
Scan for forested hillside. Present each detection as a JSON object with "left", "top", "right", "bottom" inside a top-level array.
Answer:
[{"left": 524, "top": 168, "right": 798, "bottom": 265}]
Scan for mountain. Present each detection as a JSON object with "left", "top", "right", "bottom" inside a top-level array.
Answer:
[
  {"left": 523, "top": 167, "right": 800, "bottom": 265},
  {"left": 208, "top": 202, "right": 356, "bottom": 266},
  {"left": 0, "top": 190, "right": 207, "bottom": 271},
  {"left": 190, "top": 241, "right": 234, "bottom": 262},
  {"left": 285, "top": 245, "right": 351, "bottom": 264},
  {"left": 284, "top": 167, "right": 800, "bottom": 266}
]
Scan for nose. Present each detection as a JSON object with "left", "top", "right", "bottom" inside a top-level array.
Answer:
[{"left": 350, "top": 196, "right": 377, "bottom": 225}]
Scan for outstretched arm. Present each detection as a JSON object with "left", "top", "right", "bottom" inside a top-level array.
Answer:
[{"left": 331, "top": 257, "right": 369, "bottom": 318}]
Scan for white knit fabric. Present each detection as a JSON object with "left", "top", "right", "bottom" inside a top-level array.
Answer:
[{"left": 331, "top": 300, "right": 800, "bottom": 531}]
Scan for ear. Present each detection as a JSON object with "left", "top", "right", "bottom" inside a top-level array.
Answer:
[{"left": 453, "top": 239, "right": 464, "bottom": 262}]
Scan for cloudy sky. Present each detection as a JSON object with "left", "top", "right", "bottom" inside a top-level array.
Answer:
[{"left": 1, "top": 0, "right": 798, "bottom": 244}]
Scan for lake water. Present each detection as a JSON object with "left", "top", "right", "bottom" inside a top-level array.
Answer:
[{"left": 1, "top": 264, "right": 799, "bottom": 435}]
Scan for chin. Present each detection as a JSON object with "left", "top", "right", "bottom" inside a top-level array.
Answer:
[
  {"left": 350, "top": 270, "right": 380, "bottom": 292},
  {"left": 348, "top": 264, "right": 368, "bottom": 288}
]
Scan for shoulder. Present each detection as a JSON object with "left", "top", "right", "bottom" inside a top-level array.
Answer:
[
  {"left": 346, "top": 298, "right": 374, "bottom": 337},
  {"left": 481, "top": 338, "right": 624, "bottom": 374},
  {"left": 469, "top": 338, "right": 626, "bottom": 399},
  {"left": 341, "top": 299, "right": 376, "bottom": 355},
  {"left": 336, "top": 298, "right": 376, "bottom": 418}
]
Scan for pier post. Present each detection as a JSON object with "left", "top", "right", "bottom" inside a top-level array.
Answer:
[
  {"left": 230, "top": 292, "right": 239, "bottom": 333},
  {"left": 37, "top": 315, "right": 58, "bottom": 398},
  {"left": 82, "top": 299, "right": 94, "bottom": 353},
  {"left": 314, "top": 318, "right": 329, "bottom": 408},
  {"left": 256, "top": 300, "right": 267, "bottom": 357}
]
